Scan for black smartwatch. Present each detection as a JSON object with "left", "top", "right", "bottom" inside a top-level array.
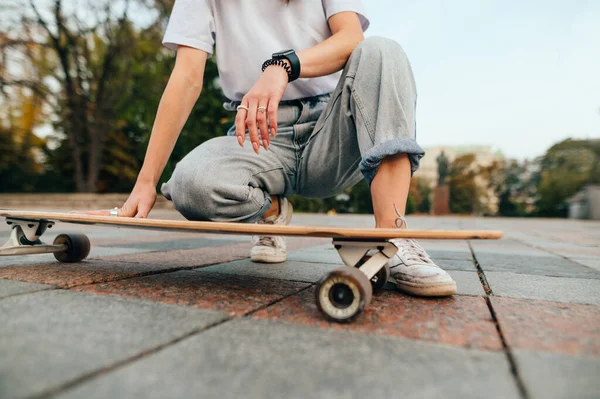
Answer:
[{"left": 262, "top": 49, "right": 301, "bottom": 82}]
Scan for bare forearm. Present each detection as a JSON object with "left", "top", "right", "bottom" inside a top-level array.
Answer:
[
  {"left": 137, "top": 48, "right": 207, "bottom": 186},
  {"left": 297, "top": 12, "right": 364, "bottom": 78}
]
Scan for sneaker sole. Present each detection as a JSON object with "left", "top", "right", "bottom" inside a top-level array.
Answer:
[
  {"left": 249, "top": 198, "right": 293, "bottom": 264},
  {"left": 395, "top": 280, "right": 457, "bottom": 297},
  {"left": 250, "top": 253, "right": 287, "bottom": 263}
]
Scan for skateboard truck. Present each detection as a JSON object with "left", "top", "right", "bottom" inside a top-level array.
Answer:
[
  {"left": 315, "top": 239, "right": 398, "bottom": 323},
  {"left": 1, "top": 217, "right": 90, "bottom": 261}
]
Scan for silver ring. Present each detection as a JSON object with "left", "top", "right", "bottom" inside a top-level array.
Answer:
[
  {"left": 236, "top": 105, "right": 249, "bottom": 112},
  {"left": 109, "top": 207, "right": 119, "bottom": 217},
  {"left": 257, "top": 106, "right": 267, "bottom": 113}
]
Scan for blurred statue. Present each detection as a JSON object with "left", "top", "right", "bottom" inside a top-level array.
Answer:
[{"left": 436, "top": 150, "right": 449, "bottom": 186}]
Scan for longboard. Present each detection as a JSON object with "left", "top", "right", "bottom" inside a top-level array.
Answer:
[{"left": 1, "top": 210, "right": 503, "bottom": 323}]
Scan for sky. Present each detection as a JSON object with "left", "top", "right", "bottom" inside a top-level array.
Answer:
[{"left": 363, "top": 0, "right": 600, "bottom": 159}]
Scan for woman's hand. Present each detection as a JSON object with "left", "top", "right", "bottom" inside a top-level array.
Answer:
[
  {"left": 74, "top": 181, "right": 157, "bottom": 218},
  {"left": 235, "top": 65, "right": 289, "bottom": 154}
]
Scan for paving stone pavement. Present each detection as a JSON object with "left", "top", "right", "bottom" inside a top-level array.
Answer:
[{"left": 1, "top": 210, "right": 599, "bottom": 399}]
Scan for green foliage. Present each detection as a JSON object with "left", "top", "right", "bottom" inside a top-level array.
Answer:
[
  {"left": 289, "top": 180, "right": 374, "bottom": 214},
  {"left": 405, "top": 194, "right": 416, "bottom": 214},
  {"left": 417, "top": 182, "right": 432, "bottom": 213},
  {"left": 494, "top": 159, "right": 533, "bottom": 217},
  {"left": 448, "top": 154, "right": 480, "bottom": 214},
  {"left": 406, "top": 176, "right": 432, "bottom": 214},
  {"left": 0, "top": 91, "right": 48, "bottom": 193},
  {"left": 0, "top": 125, "right": 43, "bottom": 192},
  {"left": 535, "top": 139, "right": 600, "bottom": 216}
]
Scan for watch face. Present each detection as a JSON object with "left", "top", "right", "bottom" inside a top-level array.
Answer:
[{"left": 274, "top": 49, "right": 294, "bottom": 58}]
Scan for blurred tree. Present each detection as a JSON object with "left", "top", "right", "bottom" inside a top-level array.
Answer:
[
  {"left": 1, "top": 0, "right": 232, "bottom": 193},
  {"left": 1, "top": 0, "right": 170, "bottom": 192},
  {"left": 347, "top": 179, "right": 373, "bottom": 214},
  {"left": 407, "top": 176, "right": 422, "bottom": 214},
  {"left": 0, "top": 87, "right": 47, "bottom": 192},
  {"left": 405, "top": 194, "right": 416, "bottom": 214},
  {"left": 448, "top": 154, "right": 480, "bottom": 214},
  {"left": 536, "top": 139, "right": 600, "bottom": 216},
  {"left": 416, "top": 178, "right": 432, "bottom": 214}
]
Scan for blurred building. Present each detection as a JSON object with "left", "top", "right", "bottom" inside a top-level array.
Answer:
[
  {"left": 567, "top": 185, "right": 600, "bottom": 220},
  {"left": 418, "top": 146, "right": 505, "bottom": 214},
  {"left": 418, "top": 146, "right": 504, "bottom": 182}
]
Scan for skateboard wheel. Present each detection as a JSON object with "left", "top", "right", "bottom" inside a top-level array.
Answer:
[
  {"left": 370, "top": 264, "right": 391, "bottom": 293},
  {"left": 53, "top": 233, "right": 91, "bottom": 263},
  {"left": 315, "top": 267, "right": 373, "bottom": 323}
]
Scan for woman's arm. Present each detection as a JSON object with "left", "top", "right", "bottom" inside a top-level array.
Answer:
[
  {"left": 137, "top": 46, "right": 208, "bottom": 186},
  {"left": 296, "top": 12, "right": 365, "bottom": 78},
  {"left": 236, "top": 12, "right": 364, "bottom": 154},
  {"left": 81, "top": 46, "right": 208, "bottom": 218}
]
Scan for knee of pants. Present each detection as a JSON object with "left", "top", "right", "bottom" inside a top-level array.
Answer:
[
  {"left": 355, "top": 36, "right": 405, "bottom": 61},
  {"left": 169, "top": 163, "right": 262, "bottom": 222},
  {"left": 168, "top": 162, "right": 269, "bottom": 222},
  {"left": 167, "top": 166, "right": 219, "bottom": 221}
]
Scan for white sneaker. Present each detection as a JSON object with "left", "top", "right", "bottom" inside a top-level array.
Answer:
[
  {"left": 250, "top": 197, "right": 293, "bottom": 263},
  {"left": 387, "top": 238, "right": 457, "bottom": 297}
]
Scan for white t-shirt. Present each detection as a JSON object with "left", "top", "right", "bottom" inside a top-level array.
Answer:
[{"left": 163, "top": 0, "right": 369, "bottom": 101}]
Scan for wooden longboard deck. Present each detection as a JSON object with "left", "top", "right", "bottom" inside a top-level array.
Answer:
[{"left": 1, "top": 210, "right": 503, "bottom": 240}]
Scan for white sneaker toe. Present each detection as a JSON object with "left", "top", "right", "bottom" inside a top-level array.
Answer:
[{"left": 388, "top": 239, "right": 457, "bottom": 297}]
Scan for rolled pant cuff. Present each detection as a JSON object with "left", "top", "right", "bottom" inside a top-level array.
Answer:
[{"left": 359, "top": 137, "right": 425, "bottom": 184}]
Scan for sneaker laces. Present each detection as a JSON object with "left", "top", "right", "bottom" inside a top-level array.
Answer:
[
  {"left": 256, "top": 235, "right": 276, "bottom": 248},
  {"left": 254, "top": 200, "right": 279, "bottom": 248},
  {"left": 394, "top": 239, "right": 436, "bottom": 265},
  {"left": 390, "top": 205, "right": 434, "bottom": 265}
]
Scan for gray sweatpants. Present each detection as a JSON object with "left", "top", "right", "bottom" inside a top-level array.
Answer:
[{"left": 161, "top": 37, "right": 424, "bottom": 222}]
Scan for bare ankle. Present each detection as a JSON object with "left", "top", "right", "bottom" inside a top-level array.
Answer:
[{"left": 263, "top": 196, "right": 280, "bottom": 218}]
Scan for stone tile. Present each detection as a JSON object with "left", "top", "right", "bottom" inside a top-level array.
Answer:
[
  {"left": 490, "top": 297, "right": 600, "bottom": 357},
  {"left": 427, "top": 249, "right": 474, "bottom": 261},
  {"left": 0, "top": 246, "right": 154, "bottom": 267},
  {"left": 0, "top": 279, "right": 53, "bottom": 298},
  {"left": 570, "top": 257, "right": 600, "bottom": 272},
  {"left": 74, "top": 271, "right": 310, "bottom": 317},
  {"left": 448, "top": 271, "right": 485, "bottom": 296},
  {"left": 198, "top": 258, "right": 480, "bottom": 294},
  {"left": 0, "top": 242, "right": 250, "bottom": 288},
  {"left": 286, "top": 245, "right": 342, "bottom": 264},
  {"left": 470, "top": 240, "right": 552, "bottom": 257},
  {"left": 102, "top": 237, "right": 243, "bottom": 251},
  {"left": 437, "top": 259, "right": 477, "bottom": 271},
  {"left": 415, "top": 239, "right": 472, "bottom": 249},
  {"left": 0, "top": 260, "right": 169, "bottom": 288},
  {"left": 196, "top": 258, "right": 338, "bottom": 283},
  {"left": 91, "top": 231, "right": 202, "bottom": 246},
  {"left": 514, "top": 350, "right": 600, "bottom": 399},
  {"left": 253, "top": 288, "right": 501, "bottom": 350},
  {"left": 55, "top": 318, "right": 520, "bottom": 399},
  {"left": 552, "top": 246, "right": 600, "bottom": 259},
  {"left": 486, "top": 272, "right": 600, "bottom": 305},
  {"left": 93, "top": 242, "right": 251, "bottom": 266},
  {"left": 0, "top": 290, "right": 227, "bottom": 399},
  {"left": 285, "top": 236, "right": 330, "bottom": 251},
  {"left": 287, "top": 245, "right": 477, "bottom": 271},
  {"left": 416, "top": 239, "right": 473, "bottom": 257},
  {"left": 476, "top": 253, "right": 600, "bottom": 279}
]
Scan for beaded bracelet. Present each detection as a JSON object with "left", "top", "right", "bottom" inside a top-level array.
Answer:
[{"left": 261, "top": 58, "right": 293, "bottom": 81}]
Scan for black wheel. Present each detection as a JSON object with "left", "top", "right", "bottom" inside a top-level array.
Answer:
[
  {"left": 370, "top": 264, "right": 391, "bottom": 293},
  {"left": 315, "top": 267, "right": 373, "bottom": 323},
  {"left": 53, "top": 233, "right": 91, "bottom": 263}
]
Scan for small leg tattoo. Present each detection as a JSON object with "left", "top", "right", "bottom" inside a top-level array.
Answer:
[{"left": 393, "top": 203, "right": 407, "bottom": 229}]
